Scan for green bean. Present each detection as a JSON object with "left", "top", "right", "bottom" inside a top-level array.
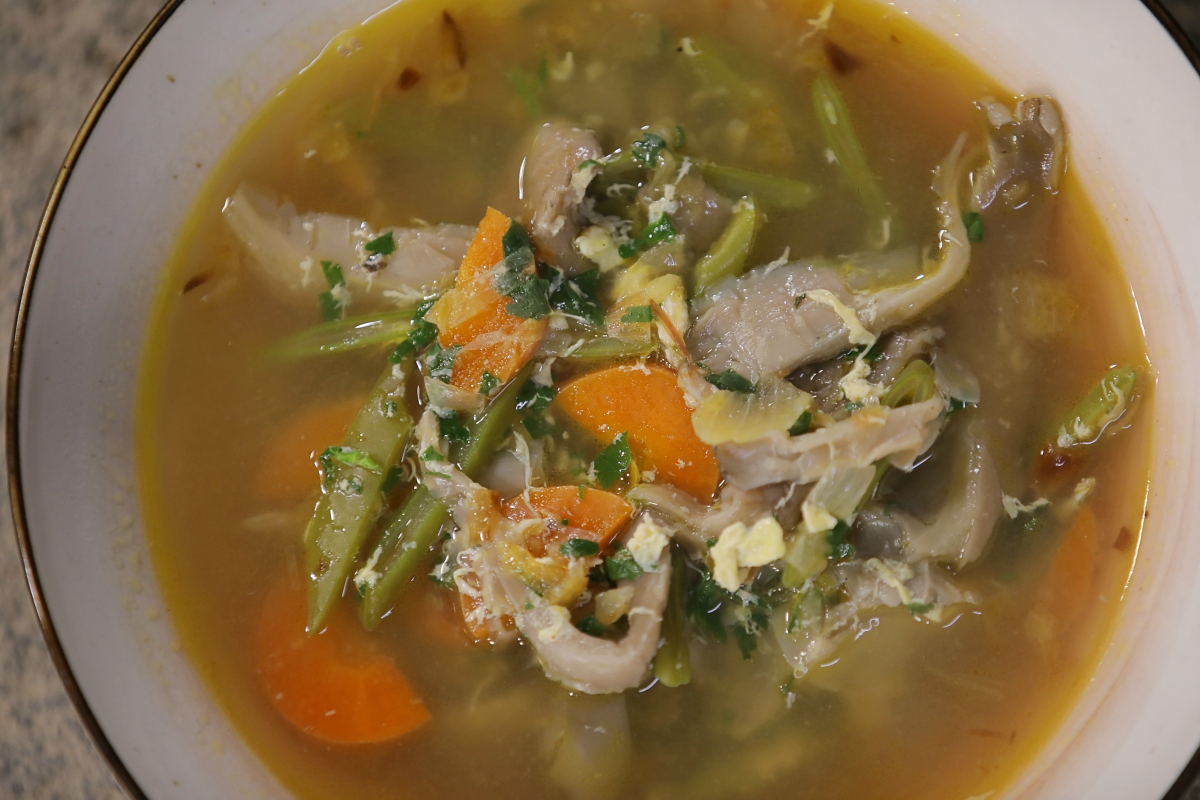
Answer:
[
  {"left": 357, "top": 365, "right": 533, "bottom": 629},
  {"left": 691, "top": 197, "right": 759, "bottom": 297},
  {"left": 356, "top": 486, "right": 450, "bottom": 630},
  {"left": 539, "top": 332, "right": 658, "bottom": 365},
  {"left": 1053, "top": 366, "right": 1137, "bottom": 449},
  {"left": 305, "top": 357, "right": 415, "bottom": 632},
  {"left": 812, "top": 74, "right": 891, "bottom": 245},
  {"left": 881, "top": 360, "right": 936, "bottom": 409},
  {"left": 267, "top": 309, "right": 417, "bottom": 361},
  {"left": 652, "top": 545, "right": 692, "bottom": 687},
  {"left": 695, "top": 163, "right": 817, "bottom": 211}
]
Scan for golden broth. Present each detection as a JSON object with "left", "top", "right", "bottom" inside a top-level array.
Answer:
[{"left": 137, "top": 0, "right": 1153, "bottom": 798}]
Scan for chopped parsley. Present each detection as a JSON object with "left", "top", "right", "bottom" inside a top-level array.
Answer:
[
  {"left": 420, "top": 447, "right": 446, "bottom": 462},
  {"left": 705, "top": 369, "right": 756, "bottom": 394},
  {"left": 548, "top": 267, "right": 604, "bottom": 327},
  {"left": 604, "top": 545, "right": 642, "bottom": 582},
  {"left": 436, "top": 410, "right": 470, "bottom": 445},
  {"left": 618, "top": 214, "right": 678, "bottom": 259},
  {"left": 479, "top": 371, "right": 500, "bottom": 396},
  {"left": 685, "top": 565, "right": 728, "bottom": 643},
  {"left": 789, "top": 410, "right": 813, "bottom": 436},
  {"left": 502, "top": 221, "right": 535, "bottom": 257},
  {"left": 523, "top": 411, "right": 557, "bottom": 439},
  {"left": 321, "top": 446, "right": 383, "bottom": 473},
  {"left": 948, "top": 397, "right": 974, "bottom": 415},
  {"left": 594, "top": 431, "right": 631, "bottom": 488},
  {"left": 317, "top": 260, "right": 347, "bottom": 322},
  {"left": 631, "top": 131, "right": 669, "bottom": 168},
  {"left": 674, "top": 124, "right": 686, "bottom": 149},
  {"left": 507, "top": 61, "right": 546, "bottom": 117},
  {"left": 494, "top": 247, "right": 552, "bottom": 319},
  {"left": 907, "top": 601, "right": 934, "bottom": 615},
  {"left": 382, "top": 465, "right": 404, "bottom": 493},
  {"left": 963, "top": 211, "right": 984, "bottom": 242},
  {"left": 575, "top": 615, "right": 606, "bottom": 637},
  {"left": 516, "top": 379, "right": 557, "bottom": 411},
  {"left": 364, "top": 231, "right": 396, "bottom": 256},
  {"left": 620, "top": 305, "right": 654, "bottom": 324},
  {"left": 840, "top": 342, "right": 884, "bottom": 362},
  {"left": 389, "top": 300, "right": 439, "bottom": 361},
  {"left": 560, "top": 538, "right": 601, "bottom": 558},
  {"left": 578, "top": 484, "right": 588, "bottom": 500},
  {"left": 827, "top": 520, "right": 856, "bottom": 560},
  {"left": 425, "top": 342, "right": 461, "bottom": 383}
]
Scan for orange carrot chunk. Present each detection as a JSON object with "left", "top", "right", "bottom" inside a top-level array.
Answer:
[
  {"left": 426, "top": 208, "right": 547, "bottom": 392},
  {"left": 554, "top": 364, "right": 721, "bottom": 502},
  {"left": 256, "top": 398, "right": 363, "bottom": 501},
  {"left": 255, "top": 580, "right": 430, "bottom": 744},
  {"left": 1037, "top": 505, "right": 1099, "bottom": 628},
  {"left": 503, "top": 485, "right": 635, "bottom": 556}
]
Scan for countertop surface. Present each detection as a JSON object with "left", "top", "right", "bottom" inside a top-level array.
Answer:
[{"left": 3, "top": 1, "right": 1200, "bottom": 798}]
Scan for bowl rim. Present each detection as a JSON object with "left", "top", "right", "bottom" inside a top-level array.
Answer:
[{"left": 7, "top": 1, "right": 1200, "bottom": 799}]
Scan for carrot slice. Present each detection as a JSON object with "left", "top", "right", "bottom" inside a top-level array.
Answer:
[
  {"left": 503, "top": 485, "right": 634, "bottom": 556},
  {"left": 426, "top": 207, "right": 547, "bottom": 392},
  {"left": 1037, "top": 505, "right": 1099, "bottom": 627},
  {"left": 256, "top": 398, "right": 363, "bottom": 501},
  {"left": 255, "top": 579, "right": 430, "bottom": 744},
  {"left": 554, "top": 364, "right": 721, "bottom": 501}
]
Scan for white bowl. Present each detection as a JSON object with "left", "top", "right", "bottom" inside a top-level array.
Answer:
[{"left": 11, "top": 0, "right": 1200, "bottom": 797}]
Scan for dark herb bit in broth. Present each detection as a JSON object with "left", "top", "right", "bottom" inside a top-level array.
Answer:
[{"left": 139, "top": 1, "right": 1153, "bottom": 799}]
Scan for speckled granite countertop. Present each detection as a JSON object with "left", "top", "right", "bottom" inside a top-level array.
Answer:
[{"left": 3, "top": 1, "right": 1200, "bottom": 798}]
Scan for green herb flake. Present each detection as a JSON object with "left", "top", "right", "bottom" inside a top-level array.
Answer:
[
  {"left": 685, "top": 565, "right": 728, "bottom": 643},
  {"left": 523, "top": 411, "right": 558, "bottom": 439},
  {"left": 516, "top": 379, "right": 557, "bottom": 412},
  {"left": 420, "top": 447, "right": 447, "bottom": 462},
  {"left": 365, "top": 231, "right": 396, "bottom": 256},
  {"left": 631, "top": 132, "right": 668, "bottom": 169},
  {"left": 560, "top": 538, "right": 601, "bottom": 558},
  {"left": 907, "top": 601, "right": 934, "bottom": 615},
  {"left": 494, "top": 255, "right": 552, "bottom": 320},
  {"left": 578, "top": 484, "right": 587, "bottom": 500},
  {"left": 507, "top": 66, "right": 545, "bottom": 117},
  {"left": 320, "top": 260, "right": 345, "bottom": 289},
  {"left": 618, "top": 214, "right": 678, "bottom": 259},
  {"left": 840, "top": 342, "right": 884, "bottom": 362},
  {"left": 620, "top": 305, "right": 654, "bottom": 324},
  {"left": 549, "top": 267, "right": 605, "bottom": 327},
  {"left": 605, "top": 546, "right": 642, "bottom": 582},
  {"left": 789, "top": 410, "right": 813, "bottom": 436},
  {"left": 322, "top": 446, "right": 384, "bottom": 473},
  {"left": 425, "top": 342, "right": 461, "bottom": 383},
  {"left": 479, "top": 371, "right": 500, "bottom": 396},
  {"left": 524, "top": 600, "right": 535, "bottom": 610},
  {"left": 827, "top": 520, "right": 856, "bottom": 560},
  {"left": 705, "top": 369, "right": 756, "bottom": 394},
  {"left": 674, "top": 124, "right": 686, "bottom": 149},
  {"left": 576, "top": 615, "right": 606, "bottom": 637},
  {"left": 706, "top": 537, "right": 718, "bottom": 548},
  {"left": 437, "top": 410, "right": 471, "bottom": 445},
  {"left": 318, "top": 291, "right": 341, "bottom": 323},
  {"left": 948, "top": 397, "right": 973, "bottom": 415},
  {"left": 382, "top": 465, "right": 404, "bottom": 493},
  {"left": 594, "top": 432, "right": 631, "bottom": 488},
  {"left": 963, "top": 212, "right": 984, "bottom": 243},
  {"left": 502, "top": 221, "right": 535, "bottom": 257}
]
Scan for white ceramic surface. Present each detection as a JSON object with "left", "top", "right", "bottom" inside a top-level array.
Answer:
[{"left": 11, "top": 1, "right": 1200, "bottom": 798}]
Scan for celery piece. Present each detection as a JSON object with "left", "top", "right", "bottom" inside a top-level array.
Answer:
[
  {"left": 652, "top": 546, "right": 692, "bottom": 687},
  {"left": 1054, "top": 366, "right": 1137, "bottom": 449},
  {"left": 812, "top": 73, "right": 891, "bottom": 244},
  {"left": 357, "top": 365, "right": 533, "bottom": 629},
  {"left": 696, "top": 163, "right": 817, "bottom": 212},
  {"left": 537, "top": 331, "right": 658, "bottom": 365},
  {"left": 305, "top": 358, "right": 415, "bottom": 632},
  {"left": 691, "top": 197, "right": 759, "bottom": 297},
  {"left": 267, "top": 309, "right": 417, "bottom": 361}
]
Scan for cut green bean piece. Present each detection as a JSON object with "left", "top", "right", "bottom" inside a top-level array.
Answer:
[
  {"left": 691, "top": 197, "right": 759, "bottom": 297},
  {"left": 357, "top": 365, "right": 533, "bottom": 629},
  {"left": 1053, "top": 366, "right": 1137, "bottom": 449},
  {"left": 652, "top": 545, "right": 692, "bottom": 687},
  {"left": 357, "top": 486, "right": 450, "bottom": 630},
  {"left": 305, "top": 357, "right": 415, "bottom": 633},
  {"left": 696, "top": 163, "right": 817, "bottom": 211},
  {"left": 267, "top": 309, "right": 418, "bottom": 361},
  {"left": 538, "top": 332, "right": 658, "bottom": 364},
  {"left": 812, "top": 73, "right": 891, "bottom": 246}
]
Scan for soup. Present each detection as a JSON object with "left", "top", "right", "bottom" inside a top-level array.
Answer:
[{"left": 137, "top": 0, "right": 1153, "bottom": 798}]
